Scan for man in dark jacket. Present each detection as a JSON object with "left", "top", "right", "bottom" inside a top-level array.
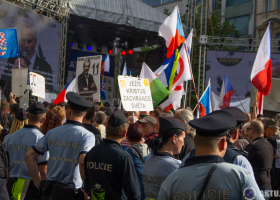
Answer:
[{"left": 84, "top": 110, "right": 141, "bottom": 200}]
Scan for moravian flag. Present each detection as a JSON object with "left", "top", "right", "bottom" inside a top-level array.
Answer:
[
  {"left": 0, "top": 29, "right": 19, "bottom": 58},
  {"left": 140, "top": 62, "right": 170, "bottom": 108}
]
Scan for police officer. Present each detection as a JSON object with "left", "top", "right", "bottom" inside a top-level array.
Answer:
[
  {"left": 0, "top": 142, "right": 9, "bottom": 200},
  {"left": 265, "top": 118, "right": 280, "bottom": 194},
  {"left": 6, "top": 102, "right": 48, "bottom": 199},
  {"left": 84, "top": 110, "right": 141, "bottom": 200},
  {"left": 180, "top": 107, "right": 254, "bottom": 176},
  {"left": 25, "top": 92, "right": 95, "bottom": 200},
  {"left": 142, "top": 117, "right": 186, "bottom": 199},
  {"left": 157, "top": 110, "right": 264, "bottom": 200}
]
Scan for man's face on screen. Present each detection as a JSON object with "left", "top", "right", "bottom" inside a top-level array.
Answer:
[{"left": 20, "top": 27, "right": 37, "bottom": 60}]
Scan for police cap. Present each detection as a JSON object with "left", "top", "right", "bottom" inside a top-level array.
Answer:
[
  {"left": 15, "top": 108, "right": 27, "bottom": 121},
  {"left": 66, "top": 92, "right": 92, "bottom": 111},
  {"left": 28, "top": 101, "right": 47, "bottom": 114},
  {"left": 159, "top": 117, "right": 186, "bottom": 132},
  {"left": 265, "top": 118, "right": 279, "bottom": 128},
  {"left": 189, "top": 110, "right": 237, "bottom": 137},
  {"left": 107, "top": 110, "right": 128, "bottom": 127},
  {"left": 222, "top": 107, "right": 248, "bottom": 125}
]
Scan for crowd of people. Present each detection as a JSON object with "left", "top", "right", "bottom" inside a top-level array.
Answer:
[{"left": 0, "top": 92, "right": 280, "bottom": 200}]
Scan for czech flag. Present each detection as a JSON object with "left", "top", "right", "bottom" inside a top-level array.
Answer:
[
  {"left": 251, "top": 22, "right": 272, "bottom": 114},
  {"left": 159, "top": 6, "right": 185, "bottom": 59},
  {"left": 218, "top": 75, "right": 235, "bottom": 109},
  {"left": 198, "top": 79, "right": 211, "bottom": 118},
  {"left": 53, "top": 78, "right": 77, "bottom": 104}
]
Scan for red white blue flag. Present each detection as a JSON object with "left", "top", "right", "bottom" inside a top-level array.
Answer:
[
  {"left": 159, "top": 6, "right": 185, "bottom": 59},
  {"left": 218, "top": 75, "right": 235, "bottom": 109}
]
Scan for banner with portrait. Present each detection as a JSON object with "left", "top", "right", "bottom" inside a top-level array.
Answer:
[
  {"left": 76, "top": 55, "right": 101, "bottom": 102},
  {"left": 0, "top": 0, "right": 61, "bottom": 99},
  {"left": 68, "top": 49, "right": 115, "bottom": 106}
]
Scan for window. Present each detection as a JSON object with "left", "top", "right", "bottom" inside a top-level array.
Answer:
[
  {"left": 142, "top": 0, "right": 152, "bottom": 6},
  {"left": 226, "top": 0, "right": 250, "bottom": 7},
  {"left": 276, "top": 34, "right": 280, "bottom": 53},
  {"left": 265, "top": 0, "right": 271, "bottom": 11},
  {"left": 140, "top": 0, "right": 181, "bottom": 7},
  {"left": 228, "top": 15, "right": 250, "bottom": 35},
  {"left": 152, "top": 0, "right": 162, "bottom": 6},
  {"left": 278, "top": 0, "right": 280, "bottom": 9},
  {"left": 213, "top": 0, "right": 222, "bottom": 9}
]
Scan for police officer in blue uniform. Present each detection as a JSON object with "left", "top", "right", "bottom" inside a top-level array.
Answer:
[
  {"left": 157, "top": 110, "right": 264, "bottom": 200},
  {"left": 25, "top": 92, "right": 95, "bottom": 200},
  {"left": 181, "top": 107, "right": 254, "bottom": 176},
  {"left": 6, "top": 103, "right": 48, "bottom": 200},
  {"left": 84, "top": 110, "right": 141, "bottom": 200}
]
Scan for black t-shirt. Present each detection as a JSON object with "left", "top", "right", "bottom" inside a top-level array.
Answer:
[
  {"left": 267, "top": 134, "right": 280, "bottom": 187},
  {"left": 84, "top": 139, "right": 141, "bottom": 200},
  {"left": 245, "top": 137, "right": 274, "bottom": 189},
  {"left": 83, "top": 123, "right": 102, "bottom": 145},
  {"left": 174, "top": 134, "right": 195, "bottom": 160}
]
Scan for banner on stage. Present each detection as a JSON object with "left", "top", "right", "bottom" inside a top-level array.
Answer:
[
  {"left": 76, "top": 55, "right": 101, "bottom": 101},
  {"left": 118, "top": 76, "right": 153, "bottom": 111},
  {"left": 20, "top": 91, "right": 29, "bottom": 110},
  {"left": 12, "top": 68, "right": 28, "bottom": 96},
  {"left": 29, "top": 72, "right": 45, "bottom": 99}
]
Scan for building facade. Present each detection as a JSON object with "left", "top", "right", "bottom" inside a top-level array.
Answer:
[
  {"left": 139, "top": 0, "right": 255, "bottom": 37},
  {"left": 256, "top": 0, "right": 280, "bottom": 45}
]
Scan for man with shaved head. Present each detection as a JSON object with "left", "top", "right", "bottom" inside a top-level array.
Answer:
[{"left": 245, "top": 120, "right": 277, "bottom": 199}]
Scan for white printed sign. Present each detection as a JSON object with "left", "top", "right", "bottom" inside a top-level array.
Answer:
[
  {"left": 118, "top": 76, "right": 153, "bottom": 111},
  {"left": 29, "top": 72, "right": 45, "bottom": 99},
  {"left": 20, "top": 91, "right": 29, "bottom": 110},
  {"left": 12, "top": 68, "right": 28, "bottom": 96}
]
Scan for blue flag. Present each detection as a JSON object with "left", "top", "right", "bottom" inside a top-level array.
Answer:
[{"left": 0, "top": 29, "right": 19, "bottom": 59}]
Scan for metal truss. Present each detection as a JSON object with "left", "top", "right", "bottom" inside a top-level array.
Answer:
[
  {"left": 206, "top": 36, "right": 280, "bottom": 48},
  {"left": 197, "top": 0, "right": 208, "bottom": 98},
  {"left": 16, "top": 0, "right": 69, "bottom": 18},
  {"left": 58, "top": 17, "right": 68, "bottom": 91}
]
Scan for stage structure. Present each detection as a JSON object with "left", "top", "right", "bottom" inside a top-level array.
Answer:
[{"left": 184, "top": 0, "right": 280, "bottom": 107}]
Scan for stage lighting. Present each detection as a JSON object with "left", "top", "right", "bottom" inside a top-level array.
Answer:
[
  {"left": 87, "top": 44, "right": 92, "bottom": 51},
  {"left": 121, "top": 50, "right": 126, "bottom": 56},
  {"left": 128, "top": 48, "right": 133, "bottom": 55},
  {"left": 96, "top": 45, "right": 102, "bottom": 53},
  {"left": 71, "top": 43, "right": 73, "bottom": 47},
  {"left": 78, "top": 42, "right": 83, "bottom": 50},
  {"left": 108, "top": 46, "right": 113, "bottom": 55}
]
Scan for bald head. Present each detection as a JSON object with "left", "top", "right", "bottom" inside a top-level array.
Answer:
[{"left": 250, "top": 120, "right": 264, "bottom": 135}]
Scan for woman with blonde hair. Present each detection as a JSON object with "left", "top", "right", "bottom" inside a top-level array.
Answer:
[
  {"left": 51, "top": 106, "right": 65, "bottom": 123},
  {"left": 3, "top": 108, "right": 28, "bottom": 146}
]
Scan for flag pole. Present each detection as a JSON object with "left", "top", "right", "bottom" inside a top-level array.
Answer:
[
  {"left": 182, "top": 81, "right": 188, "bottom": 108},
  {"left": 185, "top": 45, "right": 199, "bottom": 108},
  {"left": 15, "top": 28, "right": 22, "bottom": 97},
  {"left": 234, "top": 91, "right": 246, "bottom": 112}
]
